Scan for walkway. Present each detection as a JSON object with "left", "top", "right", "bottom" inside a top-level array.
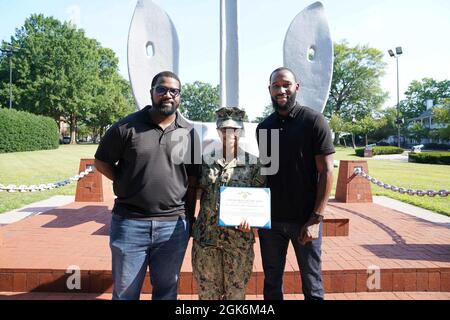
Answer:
[{"left": 0, "top": 199, "right": 449, "bottom": 296}]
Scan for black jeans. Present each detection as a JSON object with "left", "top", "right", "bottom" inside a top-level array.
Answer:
[{"left": 258, "top": 221, "right": 324, "bottom": 300}]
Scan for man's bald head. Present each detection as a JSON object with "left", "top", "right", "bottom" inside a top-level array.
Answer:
[{"left": 269, "top": 67, "right": 298, "bottom": 84}]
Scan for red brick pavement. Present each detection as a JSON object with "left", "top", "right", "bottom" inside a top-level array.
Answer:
[
  {"left": 0, "top": 200, "right": 449, "bottom": 295},
  {"left": 1, "top": 291, "right": 449, "bottom": 300}
]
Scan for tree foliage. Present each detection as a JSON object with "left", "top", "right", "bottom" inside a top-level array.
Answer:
[
  {"left": 179, "top": 81, "right": 252, "bottom": 123},
  {"left": 329, "top": 114, "right": 346, "bottom": 145},
  {"left": 368, "top": 107, "right": 398, "bottom": 143},
  {"left": 325, "top": 41, "right": 388, "bottom": 121},
  {"left": 356, "top": 116, "right": 386, "bottom": 146},
  {"left": 400, "top": 78, "right": 450, "bottom": 121},
  {"left": 433, "top": 98, "right": 450, "bottom": 140},
  {"left": 408, "top": 122, "right": 429, "bottom": 143},
  {"left": 433, "top": 98, "right": 450, "bottom": 124},
  {"left": 180, "top": 81, "right": 220, "bottom": 122},
  {"left": 0, "top": 14, "right": 135, "bottom": 143},
  {"left": 254, "top": 104, "right": 274, "bottom": 123}
]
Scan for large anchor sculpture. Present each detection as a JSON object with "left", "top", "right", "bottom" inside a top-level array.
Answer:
[{"left": 127, "top": 0, "right": 333, "bottom": 156}]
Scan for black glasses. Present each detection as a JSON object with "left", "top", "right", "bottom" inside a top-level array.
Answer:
[{"left": 153, "top": 86, "right": 181, "bottom": 97}]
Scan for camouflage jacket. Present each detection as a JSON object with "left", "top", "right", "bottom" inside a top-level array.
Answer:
[{"left": 192, "top": 149, "right": 266, "bottom": 249}]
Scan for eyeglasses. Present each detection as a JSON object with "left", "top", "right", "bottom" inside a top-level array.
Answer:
[{"left": 152, "top": 86, "right": 181, "bottom": 97}]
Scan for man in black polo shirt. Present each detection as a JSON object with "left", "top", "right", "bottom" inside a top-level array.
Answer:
[
  {"left": 94, "top": 71, "right": 200, "bottom": 300},
  {"left": 256, "top": 67, "right": 335, "bottom": 300}
]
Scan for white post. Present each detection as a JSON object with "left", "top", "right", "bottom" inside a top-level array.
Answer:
[
  {"left": 220, "top": 0, "right": 239, "bottom": 108},
  {"left": 220, "top": 0, "right": 226, "bottom": 109}
]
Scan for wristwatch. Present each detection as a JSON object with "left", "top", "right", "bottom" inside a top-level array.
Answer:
[{"left": 311, "top": 212, "right": 324, "bottom": 223}]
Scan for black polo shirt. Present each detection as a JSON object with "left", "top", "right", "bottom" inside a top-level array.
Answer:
[
  {"left": 95, "top": 105, "right": 201, "bottom": 220},
  {"left": 256, "top": 103, "right": 335, "bottom": 224}
]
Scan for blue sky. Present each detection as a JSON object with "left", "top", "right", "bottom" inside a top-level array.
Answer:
[{"left": 1, "top": 0, "right": 449, "bottom": 120}]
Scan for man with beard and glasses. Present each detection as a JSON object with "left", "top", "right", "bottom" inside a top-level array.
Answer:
[
  {"left": 256, "top": 67, "right": 335, "bottom": 300},
  {"left": 94, "top": 71, "right": 201, "bottom": 300}
]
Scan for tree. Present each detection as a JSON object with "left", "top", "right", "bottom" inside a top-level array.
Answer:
[
  {"left": 432, "top": 98, "right": 450, "bottom": 140},
  {"left": 356, "top": 116, "right": 385, "bottom": 146},
  {"left": 400, "top": 78, "right": 450, "bottom": 121},
  {"left": 76, "top": 123, "right": 91, "bottom": 142},
  {"left": 83, "top": 48, "right": 136, "bottom": 141},
  {"left": 437, "top": 126, "right": 450, "bottom": 141},
  {"left": 342, "top": 120, "right": 360, "bottom": 149},
  {"left": 408, "top": 122, "right": 429, "bottom": 144},
  {"left": 329, "top": 114, "right": 346, "bottom": 145},
  {"left": 179, "top": 81, "right": 220, "bottom": 122},
  {"left": 0, "top": 14, "right": 134, "bottom": 143},
  {"left": 371, "top": 107, "right": 397, "bottom": 142},
  {"left": 433, "top": 98, "right": 450, "bottom": 124},
  {"left": 253, "top": 104, "right": 274, "bottom": 123},
  {"left": 325, "top": 41, "right": 388, "bottom": 121}
]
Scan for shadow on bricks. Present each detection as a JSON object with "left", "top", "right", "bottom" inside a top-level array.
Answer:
[
  {"left": 329, "top": 202, "right": 450, "bottom": 263},
  {"left": 38, "top": 206, "right": 111, "bottom": 236}
]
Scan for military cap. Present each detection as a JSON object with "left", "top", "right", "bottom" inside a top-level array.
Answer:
[{"left": 216, "top": 107, "right": 246, "bottom": 129}]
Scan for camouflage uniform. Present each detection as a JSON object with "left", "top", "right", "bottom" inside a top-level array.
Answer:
[
  {"left": 192, "top": 150, "right": 265, "bottom": 300},
  {"left": 191, "top": 106, "right": 266, "bottom": 300}
]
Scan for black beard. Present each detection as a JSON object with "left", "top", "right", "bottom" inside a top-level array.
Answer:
[
  {"left": 271, "top": 92, "right": 297, "bottom": 113},
  {"left": 152, "top": 100, "right": 179, "bottom": 116}
]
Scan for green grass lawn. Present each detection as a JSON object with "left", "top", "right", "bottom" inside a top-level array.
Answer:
[
  {"left": 332, "top": 147, "right": 450, "bottom": 217},
  {"left": 0, "top": 145, "right": 98, "bottom": 214},
  {"left": 0, "top": 145, "right": 449, "bottom": 216}
]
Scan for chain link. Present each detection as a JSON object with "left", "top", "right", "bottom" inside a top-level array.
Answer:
[
  {"left": 0, "top": 167, "right": 94, "bottom": 193},
  {"left": 353, "top": 167, "right": 449, "bottom": 198}
]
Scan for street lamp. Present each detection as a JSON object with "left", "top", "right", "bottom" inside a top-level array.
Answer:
[
  {"left": 0, "top": 43, "right": 19, "bottom": 109},
  {"left": 388, "top": 46, "right": 403, "bottom": 148}
]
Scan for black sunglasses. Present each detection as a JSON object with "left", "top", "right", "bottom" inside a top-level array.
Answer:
[{"left": 152, "top": 86, "right": 181, "bottom": 97}]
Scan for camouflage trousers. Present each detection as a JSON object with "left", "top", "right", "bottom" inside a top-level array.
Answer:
[{"left": 192, "top": 241, "right": 254, "bottom": 300}]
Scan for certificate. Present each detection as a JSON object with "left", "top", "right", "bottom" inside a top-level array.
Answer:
[{"left": 218, "top": 187, "right": 271, "bottom": 229}]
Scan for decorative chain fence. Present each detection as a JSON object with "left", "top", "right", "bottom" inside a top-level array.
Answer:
[
  {"left": 0, "top": 167, "right": 94, "bottom": 193},
  {"left": 353, "top": 167, "right": 449, "bottom": 198},
  {"left": 2, "top": 166, "right": 448, "bottom": 198}
]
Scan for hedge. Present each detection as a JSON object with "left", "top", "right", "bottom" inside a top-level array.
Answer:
[
  {"left": 409, "top": 152, "right": 450, "bottom": 165},
  {"left": 355, "top": 146, "right": 404, "bottom": 157},
  {"left": 424, "top": 143, "right": 450, "bottom": 151},
  {"left": 0, "top": 108, "right": 59, "bottom": 153}
]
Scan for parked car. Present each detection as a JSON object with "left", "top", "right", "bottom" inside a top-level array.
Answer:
[{"left": 61, "top": 136, "right": 71, "bottom": 144}]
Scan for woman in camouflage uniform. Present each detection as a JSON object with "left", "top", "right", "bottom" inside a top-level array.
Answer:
[{"left": 191, "top": 107, "right": 265, "bottom": 300}]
